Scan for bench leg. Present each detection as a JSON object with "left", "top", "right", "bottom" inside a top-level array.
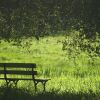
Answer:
[
  {"left": 6, "top": 80, "right": 10, "bottom": 87},
  {"left": 34, "top": 81, "right": 38, "bottom": 92},
  {"left": 33, "top": 80, "right": 49, "bottom": 92},
  {"left": 13, "top": 80, "right": 19, "bottom": 87},
  {"left": 34, "top": 82, "right": 46, "bottom": 92},
  {"left": 6, "top": 80, "right": 19, "bottom": 87},
  {"left": 42, "top": 82, "right": 46, "bottom": 92}
]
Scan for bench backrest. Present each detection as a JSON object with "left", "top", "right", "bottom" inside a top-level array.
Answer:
[
  {"left": 0, "top": 63, "right": 37, "bottom": 79},
  {"left": 0, "top": 63, "right": 36, "bottom": 68}
]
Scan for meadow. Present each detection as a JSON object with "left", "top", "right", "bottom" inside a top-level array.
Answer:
[{"left": 0, "top": 36, "right": 100, "bottom": 100}]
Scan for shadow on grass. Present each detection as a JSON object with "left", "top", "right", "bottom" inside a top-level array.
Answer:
[{"left": 0, "top": 86, "right": 99, "bottom": 100}]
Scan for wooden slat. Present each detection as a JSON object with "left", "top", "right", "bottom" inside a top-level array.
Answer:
[
  {"left": 0, "top": 63, "right": 36, "bottom": 68},
  {"left": 0, "top": 70, "right": 37, "bottom": 75},
  {"left": 0, "top": 78, "right": 33, "bottom": 80}
]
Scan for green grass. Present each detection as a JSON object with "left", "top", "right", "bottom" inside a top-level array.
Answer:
[{"left": 0, "top": 36, "right": 100, "bottom": 100}]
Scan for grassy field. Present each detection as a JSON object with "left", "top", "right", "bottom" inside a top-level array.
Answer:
[{"left": 0, "top": 36, "right": 100, "bottom": 100}]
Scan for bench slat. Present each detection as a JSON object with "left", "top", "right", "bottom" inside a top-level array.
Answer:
[
  {"left": 0, "top": 63, "right": 36, "bottom": 68},
  {"left": 0, "top": 70, "right": 37, "bottom": 75},
  {"left": 0, "top": 78, "right": 34, "bottom": 80}
]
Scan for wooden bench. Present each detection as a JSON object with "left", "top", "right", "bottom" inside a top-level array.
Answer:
[{"left": 0, "top": 63, "right": 50, "bottom": 91}]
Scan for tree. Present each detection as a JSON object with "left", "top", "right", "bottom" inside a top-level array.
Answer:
[{"left": 0, "top": 0, "right": 100, "bottom": 40}]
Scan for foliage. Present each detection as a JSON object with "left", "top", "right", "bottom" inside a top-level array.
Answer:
[
  {"left": 62, "top": 31, "right": 100, "bottom": 65},
  {"left": 0, "top": 0, "right": 100, "bottom": 40}
]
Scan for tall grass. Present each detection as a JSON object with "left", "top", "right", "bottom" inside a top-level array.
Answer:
[{"left": 0, "top": 36, "right": 100, "bottom": 99}]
